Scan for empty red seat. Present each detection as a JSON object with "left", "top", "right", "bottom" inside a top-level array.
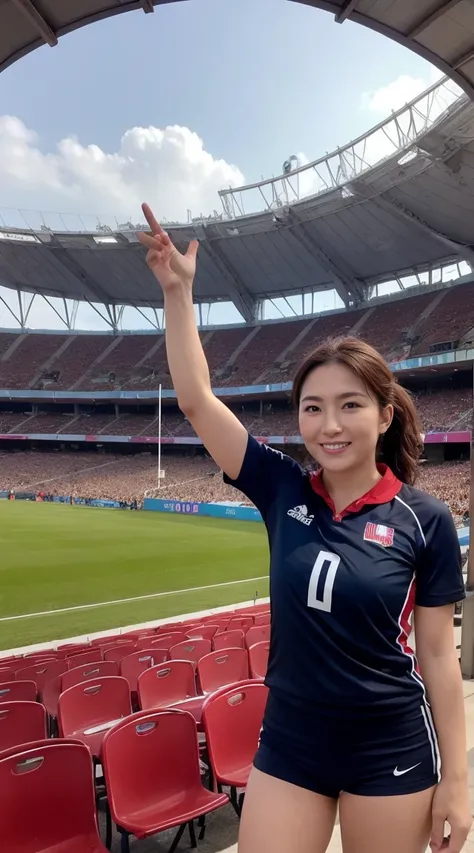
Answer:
[
  {"left": 102, "top": 644, "right": 137, "bottom": 664},
  {"left": 197, "top": 648, "right": 249, "bottom": 694},
  {"left": 102, "top": 709, "right": 229, "bottom": 853},
  {"left": 185, "top": 624, "right": 220, "bottom": 640},
  {"left": 0, "top": 681, "right": 37, "bottom": 704},
  {"left": 202, "top": 681, "right": 268, "bottom": 815},
  {"left": 120, "top": 650, "right": 168, "bottom": 693},
  {"left": 0, "top": 740, "right": 108, "bottom": 852},
  {"left": 249, "top": 641, "right": 270, "bottom": 679},
  {"left": 213, "top": 629, "right": 245, "bottom": 651},
  {"left": 0, "top": 701, "right": 47, "bottom": 752},
  {"left": 58, "top": 676, "right": 132, "bottom": 758},
  {"left": 0, "top": 666, "right": 17, "bottom": 683},
  {"left": 66, "top": 650, "right": 102, "bottom": 669},
  {"left": 245, "top": 624, "right": 270, "bottom": 649},
  {"left": 254, "top": 612, "right": 270, "bottom": 626},
  {"left": 62, "top": 661, "right": 118, "bottom": 693},
  {"left": 226, "top": 616, "right": 254, "bottom": 633},
  {"left": 15, "top": 660, "right": 68, "bottom": 694},
  {"left": 169, "top": 639, "right": 211, "bottom": 665},
  {"left": 138, "top": 661, "right": 196, "bottom": 711}
]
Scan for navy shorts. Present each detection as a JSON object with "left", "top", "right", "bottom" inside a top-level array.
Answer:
[{"left": 254, "top": 690, "right": 440, "bottom": 798}]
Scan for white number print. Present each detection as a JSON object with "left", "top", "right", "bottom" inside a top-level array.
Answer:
[{"left": 307, "top": 550, "right": 341, "bottom": 613}]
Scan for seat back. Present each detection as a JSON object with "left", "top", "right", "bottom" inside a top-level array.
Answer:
[
  {"left": 186, "top": 624, "right": 220, "bottom": 640},
  {"left": 197, "top": 648, "right": 249, "bottom": 694},
  {"left": 120, "top": 650, "right": 168, "bottom": 692},
  {"left": 102, "top": 644, "right": 137, "bottom": 663},
  {"left": 0, "top": 681, "right": 37, "bottom": 704},
  {"left": 202, "top": 682, "right": 268, "bottom": 782},
  {"left": 58, "top": 676, "right": 131, "bottom": 737},
  {"left": 62, "top": 660, "right": 118, "bottom": 692},
  {"left": 138, "top": 632, "right": 185, "bottom": 651},
  {"left": 213, "top": 629, "right": 244, "bottom": 651},
  {"left": 245, "top": 625, "right": 270, "bottom": 649},
  {"left": 138, "top": 660, "right": 196, "bottom": 710},
  {"left": 169, "top": 639, "right": 211, "bottom": 665},
  {"left": 226, "top": 616, "right": 254, "bottom": 633},
  {"left": 0, "top": 701, "right": 47, "bottom": 752},
  {"left": 15, "top": 660, "right": 68, "bottom": 693},
  {"left": 102, "top": 710, "right": 203, "bottom": 823},
  {"left": 0, "top": 666, "right": 17, "bottom": 683},
  {"left": 248, "top": 641, "right": 270, "bottom": 679},
  {"left": 254, "top": 612, "right": 270, "bottom": 626},
  {"left": 0, "top": 740, "right": 106, "bottom": 852},
  {"left": 66, "top": 649, "right": 102, "bottom": 669}
]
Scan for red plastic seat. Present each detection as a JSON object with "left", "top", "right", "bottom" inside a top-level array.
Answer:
[
  {"left": 62, "top": 660, "right": 118, "bottom": 693},
  {"left": 226, "top": 616, "right": 254, "bottom": 633},
  {"left": 58, "top": 676, "right": 132, "bottom": 758},
  {"left": 41, "top": 675, "right": 62, "bottom": 719},
  {"left": 245, "top": 624, "right": 270, "bottom": 649},
  {"left": 102, "top": 643, "right": 136, "bottom": 663},
  {"left": 138, "top": 661, "right": 196, "bottom": 710},
  {"left": 138, "top": 632, "right": 185, "bottom": 651},
  {"left": 120, "top": 649, "right": 168, "bottom": 692},
  {"left": 248, "top": 641, "right": 270, "bottom": 679},
  {"left": 213, "top": 629, "right": 245, "bottom": 651},
  {"left": 102, "top": 709, "right": 229, "bottom": 853},
  {"left": 0, "top": 681, "right": 37, "bottom": 704},
  {"left": 202, "top": 681, "right": 268, "bottom": 814},
  {"left": 0, "top": 701, "right": 47, "bottom": 752},
  {"left": 15, "top": 660, "right": 68, "bottom": 694},
  {"left": 185, "top": 624, "right": 220, "bottom": 640},
  {"left": 0, "top": 666, "right": 17, "bottom": 683},
  {"left": 254, "top": 612, "right": 271, "bottom": 626},
  {"left": 169, "top": 639, "right": 211, "bottom": 665},
  {"left": 197, "top": 648, "right": 249, "bottom": 695},
  {"left": 0, "top": 740, "right": 108, "bottom": 852},
  {"left": 66, "top": 649, "right": 102, "bottom": 668}
]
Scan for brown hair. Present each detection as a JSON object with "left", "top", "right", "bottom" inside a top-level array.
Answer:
[{"left": 291, "top": 336, "right": 423, "bottom": 485}]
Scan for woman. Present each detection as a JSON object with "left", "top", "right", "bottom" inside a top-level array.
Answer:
[{"left": 138, "top": 203, "right": 471, "bottom": 853}]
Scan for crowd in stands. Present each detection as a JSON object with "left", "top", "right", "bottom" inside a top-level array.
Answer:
[
  {"left": 0, "top": 281, "right": 473, "bottom": 392},
  {"left": 0, "top": 388, "right": 471, "bottom": 437},
  {"left": 0, "top": 448, "right": 469, "bottom": 522}
]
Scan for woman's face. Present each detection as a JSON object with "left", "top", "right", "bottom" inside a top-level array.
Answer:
[{"left": 298, "top": 361, "right": 393, "bottom": 476}]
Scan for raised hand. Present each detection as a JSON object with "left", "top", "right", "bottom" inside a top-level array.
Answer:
[{"left": 137, "top": 203, "right": 199, "bottom": 292}]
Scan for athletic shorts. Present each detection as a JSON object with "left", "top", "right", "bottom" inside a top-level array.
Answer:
[{"left": 253, "top": 690, "right": 440, "bottom": 798}]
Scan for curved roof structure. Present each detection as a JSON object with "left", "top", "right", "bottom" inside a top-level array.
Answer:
[
  {"left": 1, "top": 80, "right": 474, "bottom": 320},
  {"left": 2, "top": 1, "right": 474, "bottom": 98}
]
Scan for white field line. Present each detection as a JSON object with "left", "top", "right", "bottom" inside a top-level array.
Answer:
[{"left": 0, "top": 575, "right": 267, "bottom": 624}]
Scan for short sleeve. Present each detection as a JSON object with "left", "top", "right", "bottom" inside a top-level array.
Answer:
[
  {"left": 415, "top": 503, "right": 465, "bottom": 607},
  {"left": 223, "top": 433, "right": 304, "bottom": 518}
]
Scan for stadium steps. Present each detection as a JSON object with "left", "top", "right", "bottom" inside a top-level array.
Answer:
[
  {"left": 31, "top": 336, "right": 77, "bottom": 389},
  {"left": 226, "top": 326, "right": 261, "bottom": 372},
  {"left": 254, "top": 318, "right": 319, "bottom": 384}
]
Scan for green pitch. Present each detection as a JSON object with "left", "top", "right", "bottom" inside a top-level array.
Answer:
[{"left": 0, "top": 503, "right": 269, "bottom": 652}]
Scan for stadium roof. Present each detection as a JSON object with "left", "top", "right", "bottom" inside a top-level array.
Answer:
[
  {"left": 1, "top": 83, "right": 474, "bottom": 321},
  {"left": 2, "top": 1, "right": 474, "bottom": 98}
]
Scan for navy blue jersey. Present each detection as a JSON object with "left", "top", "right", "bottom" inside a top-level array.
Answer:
[{"left": 224, "top": 435, "right": 465, "bottom": 716}]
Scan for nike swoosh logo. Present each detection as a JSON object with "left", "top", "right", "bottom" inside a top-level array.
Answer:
[{"left": 393, "top": 763, "right": 421, "bottom": 776}]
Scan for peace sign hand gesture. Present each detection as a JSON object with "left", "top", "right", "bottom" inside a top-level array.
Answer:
[{"left": 137, "top": 203, "right": 199, "bottom": 293}]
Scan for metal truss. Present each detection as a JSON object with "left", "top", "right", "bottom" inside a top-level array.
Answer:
[{"left": 219, "top": 76, "right": 465, "bottom": 219}]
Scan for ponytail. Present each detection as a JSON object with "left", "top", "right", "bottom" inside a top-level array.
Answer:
[
  {"left": 292, "top": 336, "right": 423, "bottom": 485},
  {"left": 379, "top": 383, "right": 423, "bottom": 485}
]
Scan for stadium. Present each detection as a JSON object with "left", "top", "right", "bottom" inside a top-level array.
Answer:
[{"left": 1, "top": 2, "right": 474, "bottom": 852}]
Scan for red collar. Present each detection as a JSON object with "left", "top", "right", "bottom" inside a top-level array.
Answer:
[{"left": 309, "top": 464, "right": 402, "bottom": 521}]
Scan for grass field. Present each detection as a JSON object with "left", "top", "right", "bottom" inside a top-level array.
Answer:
[{"left": 0, "top": 503, "right": 269, "bottom": 651}]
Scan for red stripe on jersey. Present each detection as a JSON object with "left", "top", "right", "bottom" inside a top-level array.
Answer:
[
  {"left": 397, "top": 578, "right": 419, "bottom": 673},
  {"left": 310, "top": 463, "right": 402, "bottom": 520}
]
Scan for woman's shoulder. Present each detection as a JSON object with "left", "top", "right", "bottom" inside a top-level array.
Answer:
[{"left": 397, "top": 482, "right": 457, "bottom": 535}]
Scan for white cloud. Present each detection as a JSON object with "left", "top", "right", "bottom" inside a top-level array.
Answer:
[
  {"left": 361, "top": 73, "right": 433, "bottom": 114},
  {"left": 0, "top": 117, "right": 245, "bottom": 226}
]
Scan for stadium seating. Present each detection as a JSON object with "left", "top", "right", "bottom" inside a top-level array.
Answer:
[
  {"left": 197, "top": 648, "right": 250, "bottom": 694},
  {"left": 101, "top": 708, "right": 229, "bottom": 853},
  {"left": 0, "top": 701, "right": 47, "bottom": 752},
  {"left": 138, "top": 660, "right": 197, "bottom": 710},
  {"left": 0, "top": 680, "right": 37, "bottom": 703},
  {"left": 248, "top": 641, "right": 270, "bottom": 680},
  {"left": 0, "top": 740, "right": 108, "bottom": 853},
  {"left": 202, "top": 680, "right": 268, "bottom": 815},
  {"left": 57, "top": 675, "right": 132, "bottom": 757}
]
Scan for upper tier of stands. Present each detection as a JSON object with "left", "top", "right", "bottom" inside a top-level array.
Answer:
[
  {"left": 0, "top": 281, "right": 473, "bottom": 392},
  {"left": 0, "top": 389, "right": 470, "bottom": 436}
]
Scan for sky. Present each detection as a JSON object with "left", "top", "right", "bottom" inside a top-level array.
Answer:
[{"left": 0, "top": 0, "right": 460, "bottom": 329}]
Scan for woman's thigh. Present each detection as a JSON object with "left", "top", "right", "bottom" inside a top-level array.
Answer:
[
  {"left": 339, "top": 786, "right": 436, "bottom": 853},
  {"left": 238, "top": 767, "right": 338, "bottom": 853}
]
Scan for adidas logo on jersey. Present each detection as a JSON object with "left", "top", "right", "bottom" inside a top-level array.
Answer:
[{"left": 287, "top": 504, "right": 314, "bottom": 526}]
